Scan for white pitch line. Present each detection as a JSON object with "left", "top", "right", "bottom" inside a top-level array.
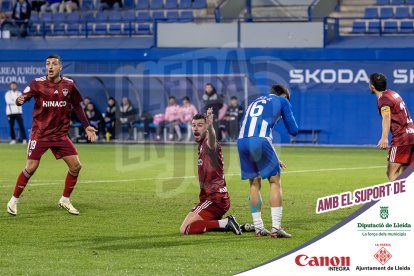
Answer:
[{"left": 0, "top": 165, "right": 385, "bottom": 188}]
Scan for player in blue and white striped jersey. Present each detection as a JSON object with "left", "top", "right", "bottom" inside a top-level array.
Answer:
[{"left": 237, "top": 84, "right": 298, "bottom": 238}]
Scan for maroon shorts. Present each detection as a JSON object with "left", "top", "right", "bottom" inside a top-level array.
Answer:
[
  {"left": 27, "top": 137, "right": 78, "bottom": 160},
  {"left": 388, "top": 145, "right": 414, "bottom": 165},
  {"left": 191, "top": 200, "right": 230, "bottom": 220}
]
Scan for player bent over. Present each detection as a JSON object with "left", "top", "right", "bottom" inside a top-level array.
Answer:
[
  {"left": 180, "top": 108, "right": 241, "bottom": 235},
  {"left": 370, "top": 73, "right": 414, "bottom": 180},
  {"left": 7, "top": 55, "right": 97, "bottom": 216},
  {"left": 237, "top": 85, "right": 298, "bottom": 237}
]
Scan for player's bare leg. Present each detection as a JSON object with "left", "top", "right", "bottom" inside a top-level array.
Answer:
[
  {"left": 249, "top": 177, "right": 269, "bottom": 236},
  {"left": 58, "top": 155, "right": 82, "bottom": 215},
  {"left": 387, "top": 162, "right": 402, "bottom": 181},
  {"left": 180, "top": 211, "right": 241, "bottom": 235},
  {"left": 268, "top": 174, "right": 291, "bottom": 238},
  {"left": 7, "top": 159, "right": 40, "bottom": 216}
]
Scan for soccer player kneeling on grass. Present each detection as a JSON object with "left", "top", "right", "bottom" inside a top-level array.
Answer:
[
  {"left": 237, "top": 85, "right": 298, "bottom": 238},
  {"left": 6, "top": 55, "right": 97, "bottom": 216},
  {"left": 180, "top": 108, "right": 241, "bottom": 235}
]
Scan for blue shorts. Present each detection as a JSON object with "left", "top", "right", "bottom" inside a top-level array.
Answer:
[{"left": 237, "top": 137, "right": 280, "bottom": 180}]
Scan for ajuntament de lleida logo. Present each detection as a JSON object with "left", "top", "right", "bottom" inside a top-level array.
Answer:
[{"left": 380, "top": 206, "right": 389, "bottom": 219}]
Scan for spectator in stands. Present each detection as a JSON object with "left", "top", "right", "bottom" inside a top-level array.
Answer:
[
  {"left": 59, "top": 0, "right": 78, "bottom": 13},
  {"left": 119, "top": 97, "right": 137, "bottom": 140},
  {"left": 104, "top": 97, "right": 118, "bottom": 140},
  {"left": 226, "top": 96, "right": 244, "bottom": 141},
  {"left": 156, "top": 96, "right": 182, "bottom": 141},
  {"left": 85, "top": 103, "right": 105, "bottom": 139},
  {"left": 4, "top": 81, "right": 27, "bottom": 144},
  {"left": 180, "top": 96, "right": 198, "bottom": 141},
  {"left": 0, "top": 12, "right": 20, "bottom": 37},
  {"left": 12, "top": 0, "right": 31, "bottom": 37},
  {"left": 202, "top": 83, "right": 223, "bottom": 140},
  {"left": 31, "top": 0, "right": 46, "bottom": 12},
  {"left": 82, "top": 96, "right": 92, "bottom": 111},
  {"left": 218, "top": 94, "right": 228, "bottom": 142},
  {"left": 98, "top": 0, "right": 122, "bottom": 11},
  {"left": 40, "top": 0, "right": 62, "bottom": 13}
]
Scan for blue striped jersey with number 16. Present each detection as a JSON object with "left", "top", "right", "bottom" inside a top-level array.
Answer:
[{"left": 238, "top": 95, "right": 299, "bottom": 141}]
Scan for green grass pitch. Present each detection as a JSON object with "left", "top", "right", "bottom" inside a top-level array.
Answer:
[{"left": 0, "top": 143, "right": 387, "bottom": 275}]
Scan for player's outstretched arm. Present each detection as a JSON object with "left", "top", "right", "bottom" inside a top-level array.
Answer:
[
  {"left": 16, "top": 95, "right": 27, "bottom": 106},
  {"left": 206, "top": 107, "right": 216, "bottom": 149},
  {"left": 378, "top": 106, "right": 391, "bottom": 149},
  {"left": 281, "top": 99, "right": 299, "bottom": 136}
]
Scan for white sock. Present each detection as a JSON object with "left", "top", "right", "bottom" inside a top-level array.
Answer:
[
  {"left": 271, "top": 207, "right": 283, "bottom": 229},
  {"left": 252, "top": 212, "right": 264, "bottom": 230},
  {"left": 218, "top": 218, "right": 228, "bottom": 228},
  {"left": 10, "top": 196, "right": 19, "bottom": 204},
  {"left": 60, "top": 196, "right": 70, "bottom": 203}
]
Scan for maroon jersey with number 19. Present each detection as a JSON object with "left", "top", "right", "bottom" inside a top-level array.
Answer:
[
  {"left": 377, "top": 89, "right": 414, "bottom": 146},
  {"left": 21, "top": 76, "right": 86, "bottom": 141},
  {"left": 197, "top": 137, "right": 230, "bottom": 207}
]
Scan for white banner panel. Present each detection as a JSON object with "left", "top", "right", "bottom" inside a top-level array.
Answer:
[
  {"left": 157, "top": 23, "right": 238, "bottom": 48},
  {"left": 239, "top": 171, "right": 414, "bottom": 275},
  {"left": 241, "top": 22, "right": 324, "bottom": 48}
]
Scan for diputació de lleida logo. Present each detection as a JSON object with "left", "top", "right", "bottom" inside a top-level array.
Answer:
[{"left": 380, "top": 206, "right": 389, "bottom": 220}]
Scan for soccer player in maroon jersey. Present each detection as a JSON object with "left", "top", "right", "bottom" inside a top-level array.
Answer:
[
  {"left": 370, "top": 73, "right": 414, "bottom": 181},
  {"left": 6, "top": 55, "right": 97, "bottom": 216},
  {"left": 179, "top": 108, "right": 241, "bottom": 235}
]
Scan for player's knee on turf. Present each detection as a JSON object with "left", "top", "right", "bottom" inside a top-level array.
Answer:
[{"left": 71, "top": 162, "right": 82, "bottom": 173}]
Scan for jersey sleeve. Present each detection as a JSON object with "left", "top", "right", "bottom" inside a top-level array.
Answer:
[
  {"left": 378, "top": 95, "right": 394, "bottom": 109},
  {"left": 281, "top": 98, "right": 299, "bottom": 136},
  {"left": 17, "top": 80, "right": 38, "bottom": 105},
  {"left": 71, "top": 83, "right": 90, "bottom": 128}
]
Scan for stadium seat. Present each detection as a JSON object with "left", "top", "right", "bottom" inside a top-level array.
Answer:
[
  {"left": 137, "top": 24, "right": 151, "bottom": 34},
  {"left": 406, "top": 0, "right": 414, "bottom": 4},
  {"left": 30, "top": 12, "right": 40, "bottom": 23},
  {"left": 94, "top": 23, "right": 108, "bottom": 35},
  {"left": 108, "top": 11, "right": 122, "bottom": 22},
  {"left": 108, "top": 23, "right": 122, "bottom": 35},
  {"left": 164, "top": 0, "right": 177, "bottom": 9},
  {"left": 166, "top": 11, "right": 179, "bottom": 22},
  {"left": 150, "top": 0, "right": 163, "bottom": 9},
  {"left": 352, "top": 21, "right": 366, "bottom": 33},
  {"left": 364, "top": 7, "right": 379, "bottom": 19},
  {"left": 400, "top": 20, "right": 414, "bottom": 32},
  {"left": 40, "top": 12, "right": 53, "bottom": 23},
  {"left": 137, "top": 11, "right": 151, "bottom": 22},
  {"left": 29, "top": 24, "right": 40, "bottom": 36},
  {"left": 379, "top": 7, "right": 393, "bottom": 19},
  {"left": 410, "top": 7, "right": 414, "bottom": 18},
  {"left": 1, "top": 0, "right": 11, "bottom": 10},
  {"left": 124, "top": 22, "right": 136, "bottom": 35},
  {"left": 395, "top": 7, "right": 409, "bottom": 19},
  {"left": 367, "top": 21, "right": 381, "bottom": 33},
  {"left": 66, "top": 23, "right": 80, "bottom": 35},
  {"left": 390, "top": 0, "right": 405, "bottom": 4},
  {"left": 152, "top": 11, "right": 165, "bottom": 21},
  {"left": 79, "top": 23, "right": 93, "bottom": 36},
  {"left": 39, "top": 23, "right": 53, "bottom": 36},
  {"left": 383, "top": 20, "right": 398, "bottom": 33},
  {"left": 123, "top": 0, "right": 135, "bottom": 9},
  {"left": 179, "top": 11, "right": 193, "bottom": 22},
  {"left": 179, "top": 0, "right": 192, "bottom": 9},
  {"left": 376, "top": 0, "right": 389, "bottom": 5},
  {"left": 123, "top": 10, "right": 136, "bottom": 22},
  {"left": 192, "top": 0, "right": 206, "bottom": 9},
  {"left": 95, "top": 12, "right": 108, "bottom": 23},
  {"left": 54, "top": 12, "right": 66, "bottom": 23},
  {"left": 137, "top": 0, "right": 149, "bottom": 9},
  {"left": 81, "top": 0, "right": 94, "bottom": 9},
  {"left": 66, "top": 12, "right": 80, "bottom": 23},
  {"left": 81, "top": 11, "right": 95, "bottom": 22},
  {"left": 53, "top": 23, "right": 66, "bottom": 35}
]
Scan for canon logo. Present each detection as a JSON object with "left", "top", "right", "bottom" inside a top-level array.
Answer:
[
  {"left": 295, "top": 254, "right": 350, "bottom": 267},
  {"left": 42, "top": 101, "right": 67, "bottom": 107}
]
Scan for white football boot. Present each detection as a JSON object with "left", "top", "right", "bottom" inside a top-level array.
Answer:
[
  {"left": 7, "top": 201, "right": 17, "bottom": 216},
  {"left": 58, "top": 200, "right": 79, "bottom": 215}
]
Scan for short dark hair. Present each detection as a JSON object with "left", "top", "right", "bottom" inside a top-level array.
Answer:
[
  {"left": 182, "top": 96, "right": 190, "bottom": 102},
  {"left": 370, "top": 73, "right": 387, "bottom": 91},
  {"left": 230, "top": 96, "right": 237, "bottom": 100},
  {"left": 46, "top": 54, "right": 62, "bottom": 65},
  {"left": 270, "top": 84, "right": 291, "bottom": 101},
  {"left": 192, "top": 114, "right": 206, "bottom": 121},
  {"left": 169, "top": 96, "right": 176, "bottom": 101},
  {"left": 10, "top": 81, "right": 17, "bottom": 85}
]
